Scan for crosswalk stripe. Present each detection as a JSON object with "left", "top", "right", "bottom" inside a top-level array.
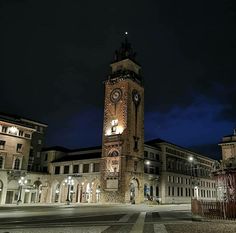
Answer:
[
  {"left": 154, "top": 224, "right": 168, "bottom": 233},
  {"left": 118, "top": 214, "right": 132, "bottom": 222},
  {"left": 130, "top": 212, "right": 146, "bottom": 233}
]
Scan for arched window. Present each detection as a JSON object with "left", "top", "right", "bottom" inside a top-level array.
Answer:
[
  {"left": 14, "top": 158, "right": 20, "bottom": 170},
  {"left": 0, "top": 156, "right": 3, "bottom": 169}
]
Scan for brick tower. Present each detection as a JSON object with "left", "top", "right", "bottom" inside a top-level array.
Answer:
[{"left": 100, "top": 35, "right": 144, "bottom": 203}]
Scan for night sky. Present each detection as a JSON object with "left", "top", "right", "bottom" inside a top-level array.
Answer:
[{"left": 1, "top": 1, "right": 236, "bottom": 159}]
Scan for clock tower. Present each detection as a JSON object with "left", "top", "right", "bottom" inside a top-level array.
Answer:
[{"left": 100, "top": 36, "right": 144, "bottom": 203}]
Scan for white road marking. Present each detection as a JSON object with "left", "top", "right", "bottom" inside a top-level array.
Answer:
[
  {"left": 118, "top": 213, "right": 132, "bottom": 222},
  {"left": 0, "top": 226, "right": 109, "bottom": 233},
  {"left": 130, "top": 212, "right": 146, "bottom": 233},
  {"left": 154, "top": 224, "right": 168, "bottom": 233}
]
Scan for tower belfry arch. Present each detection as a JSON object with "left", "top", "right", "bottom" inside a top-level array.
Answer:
[{"left": 100, "top": 35, "right": 144, "bottom": 203}]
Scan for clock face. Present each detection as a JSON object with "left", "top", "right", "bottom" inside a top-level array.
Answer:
[
  {"left": 110, "top": 88, "right": 122, "bottom": 103},
  {"left": 132, "top": 90, "right": 141, "bottom": 105},
  {"left": 108, "top": 150, "right": 119, "bottom": 157}
]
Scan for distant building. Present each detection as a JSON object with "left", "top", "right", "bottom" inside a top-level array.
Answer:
[
  {"left": 41, "top": 139, "right": 216, "bottom": 205},
  {"left": 213, "top": 129, "right": 236, "bottom": 201}
]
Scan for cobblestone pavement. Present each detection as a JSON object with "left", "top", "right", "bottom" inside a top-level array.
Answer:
[
  {"left": 0, "top": 204, "right": 235, "bottom": 233},
  {"left": 1, "top": 223, "right": 236, "bottom": 233}
]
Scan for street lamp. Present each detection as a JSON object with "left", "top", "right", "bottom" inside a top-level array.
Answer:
[
  {"left": 17, "top": 176, "right": 27, "bottom": 205},
  {"left": 64, "top": 176, "right": 74, "bottom": 205}
]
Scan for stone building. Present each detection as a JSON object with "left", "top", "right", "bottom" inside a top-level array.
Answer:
[
  {"left": 41, "top": 138, "right": 216, "bottom": 205},
  {"left": 213, "top": 129, "right": 236, "bottom": 201},
  {"left": 0, "top": 38, "right": 217, "bottom": 205},
  {"left": 0, "top": 113, "right": 48, "bottom": 204}
]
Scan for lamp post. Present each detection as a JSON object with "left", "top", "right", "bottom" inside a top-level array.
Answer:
[
  {"left": 17, "top": 176, "right": 27, "bottom": 205},
  {"left": 188, "top": 156, "right": 194, "bottom": 200},
  {"left": 64, "top": 176, "right": 74, "bottom": 205}
]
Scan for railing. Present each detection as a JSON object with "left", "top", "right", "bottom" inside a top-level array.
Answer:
[{"left": 192, "top": 199, "right": 236, "bottom": 220}]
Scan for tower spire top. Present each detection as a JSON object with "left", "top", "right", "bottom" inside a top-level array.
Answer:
[{"left": 113, "top": 33, "right": 137, "bottom": 63}]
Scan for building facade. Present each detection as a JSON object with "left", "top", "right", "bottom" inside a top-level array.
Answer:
[
  {"left": 0, "top": 113, "right": 48, "bottom": 204},
  {"left": 213, "top": 129, "right": 236, "bottom": 201},
  {"left": 0, "top": 39, "right": 217, "bottom": 205}
]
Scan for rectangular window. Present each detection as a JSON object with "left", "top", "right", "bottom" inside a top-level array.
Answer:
[
  {"left": 155, "top": 154, "right": 159, "bottom": 161},
  {"left": 2, "top": 126, "right": 7, "bottom": 133},
  {"left": 73, "top": 165, "right": 79, "bottom": 173},
  {"left": 36, "top": 152, "right": 40, "bottom": 158},
  {"left": 38, "top": 139, "right": 42, "bottom": 145},
  {"left": 24, "top": 133, "right": 31, "bottom": 138},
  {"left": 177, "top": 187, "right": 180, "bottom": 196},
  {"left": 83, "top": 164, "right": 89, "bottom": 173},
  {"left": 44, "top": 153, "right": 48, "bottom": 161},
  {"left": 185, "top": 188, "right": 188, "bottom": 196},
  {"left": 43, "top": 167, "right": 47, "bottom": 172},
  {"left": 144, "top": 151, "right": 148, "bottom": 158},
  {"left": 94, "top": 163, "right": 100, "bottom": 172},
  {"left": 156, "top": 186, "right": 159, "bottom": 197},
  {"left": 172, "top": 187, "right": 175, "bottom": 196},
  {"left": 144, "top": 165, "right": 148, "bottom": 173},
  {"left": 168, "top": 186, "right": 171, "bottom": 196},
  {"left": 64, "top": 165, "right": 69, "bottom": 174},
  {"left": 149, "top": 166, "right": 155, "bottom": 174},
  {"left": 14, "top": 158, "right": 21, "bottom": 170},
  {"left": 181, "top": 187, "right": 183, "bottom": 196},
  {"left": 0, "top": 156, "right": 3, "bottom": 169},
  {"left": 16, "top": 143, "right": 23, "bottom": 152},
  {"left": 0, "top": 140, "right": 6, "bottom": 150},
  {"left": 19, "top": 130, "right": 24, "bottom": 137},
  {"left": 155, "top": 167, "right": 159, "bottom": 175},
  {"left": 150, "top": 152, "right": 154, "bottom": 159},
  {"left": 55, "top": 166, "right": 60, "bottom": 174}
]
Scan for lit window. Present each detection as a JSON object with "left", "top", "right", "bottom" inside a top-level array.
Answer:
[
  {"left": 9, "top": 126, "right": 18, "bottom": 135},
  {"left": 111, "top": 119, "right": 118, "bottom": 133},
  {"left": 38, "top": 139, "right": 42, "bottom": 145}
]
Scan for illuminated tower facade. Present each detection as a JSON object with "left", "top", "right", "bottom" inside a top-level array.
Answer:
[{"left": 101, "top": 37, "right": 144, "bottom": 203}]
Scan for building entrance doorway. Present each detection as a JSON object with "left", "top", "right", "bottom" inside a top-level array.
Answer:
[{"left": 130, "top": 179, "right": 139, "bottom": 204}]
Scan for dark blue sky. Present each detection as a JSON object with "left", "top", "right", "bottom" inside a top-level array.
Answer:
[{"left": 1, "top": 0, "right": 236, "bottom": 159}]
